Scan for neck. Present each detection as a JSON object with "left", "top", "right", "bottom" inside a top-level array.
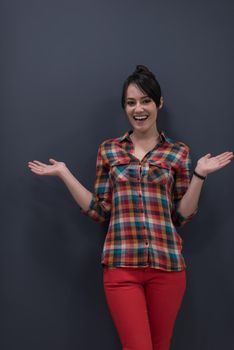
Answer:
[{"left": 131, "top": 127, "right": 161, "bottom": 143}]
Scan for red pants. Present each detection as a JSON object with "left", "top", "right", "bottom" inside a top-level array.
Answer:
[{"left": 103, "top": 266, "right": 186, "bottom": 350}]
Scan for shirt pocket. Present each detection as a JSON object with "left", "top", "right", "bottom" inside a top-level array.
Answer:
[
  {"left": 109, "top": 158, "right": 131, "bottom": 182},
  {"left": 147, "top": 160, "right": 172, "bottom": 185}
]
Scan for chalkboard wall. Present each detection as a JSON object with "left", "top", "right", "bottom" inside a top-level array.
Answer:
[{"left": 1, "top": 0, "right": 234, "bottom": 349}]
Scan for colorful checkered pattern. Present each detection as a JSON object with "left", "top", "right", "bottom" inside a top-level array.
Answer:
[{"left": 80, "top": 129, "right": 198, "bottom": 271}]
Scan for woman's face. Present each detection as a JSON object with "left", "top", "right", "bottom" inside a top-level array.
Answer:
[{"left": 124, "top": 83, "right": 163, "bottom": 133}]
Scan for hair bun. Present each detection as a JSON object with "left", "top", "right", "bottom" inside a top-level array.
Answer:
[{"left": 135, "top": 64, "right": 151, "bottom": 74}]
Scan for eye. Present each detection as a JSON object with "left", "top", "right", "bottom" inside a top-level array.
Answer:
[
  {"left": 142, "top": 98, "right": 152, "bottom": 104},
  {"left": 126, "top": 100, "right": 135, "bottom": 106}
]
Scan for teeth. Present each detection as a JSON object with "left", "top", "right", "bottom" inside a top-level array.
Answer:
[{"left": 134, "top": 115, "right": 148, "bottom": 120}]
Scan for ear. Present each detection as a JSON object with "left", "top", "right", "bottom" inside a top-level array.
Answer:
[{"left": 158, "top": 96, "right": 164, "bottom": 110}]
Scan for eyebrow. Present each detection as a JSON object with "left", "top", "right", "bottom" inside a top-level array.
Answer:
[{"left": 126, "top": 95, "right": 149, "bottom": 100}]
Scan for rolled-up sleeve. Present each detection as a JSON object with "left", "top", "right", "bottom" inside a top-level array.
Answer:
[
  {"left": 79, "top": 142, "right": 112, "bottom": 224},
  {"left": 171, "top": 144, "right": 198, "bottom": 227}
]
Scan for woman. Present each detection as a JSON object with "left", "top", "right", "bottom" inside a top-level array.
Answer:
[{"left": 28, "top": 65, "right": 233, "bottom": 350}]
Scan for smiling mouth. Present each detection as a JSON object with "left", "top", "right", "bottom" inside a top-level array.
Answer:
[{"left": 133, "top": 115, "right": 149, "bottom": 121}]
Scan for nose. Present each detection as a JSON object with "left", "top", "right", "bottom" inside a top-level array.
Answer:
[{"left": 134, "top": 101, "right": 144, "bottom": 112}]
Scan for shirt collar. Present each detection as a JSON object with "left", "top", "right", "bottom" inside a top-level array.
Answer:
[{"left": 118, "top": 129, "right": 168, "bottom": 144}]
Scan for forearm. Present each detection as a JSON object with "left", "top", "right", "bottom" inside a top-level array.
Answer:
[
  {"left": 58, "top": 167, "right": 93, "bottom": 211},
  {"left": 177, "top": 170, "right": 205, "bottom": 217}
]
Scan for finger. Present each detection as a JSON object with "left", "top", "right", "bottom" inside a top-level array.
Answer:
[
  {"left": 214, "top": 153, "right": 233, "bottom": 161},
  {"left": 49, "top": 158, "right": 57, "bottom": 164},
  {"left": 218, "top": 154, "right": 234, "bottom": 162},
  {"left": 213, "top": 158, "right": 232, "bottom": 167},
  {"left": 28, "top": 167, "right": 44, "bottom": 174},
  {"left": 28, "top": 162, "right": 45, "bottom": 170},
  {"left": 215, "top": 151, "right": 233, "bottom": 158},
  {"left": 31, "top": 160, "right": 47, "bottom": 167},
  {"left": 28, "top": 164, "right": 44, "bottom": 172},
  {"left": 28, "top": 161, "right": 41, "bottom": 166},
  {"left": 218, "top": 159, "right": 232, "bottom": 166},
  {"left": 213, "top": 160, "right": 232, "bottom": 170}
]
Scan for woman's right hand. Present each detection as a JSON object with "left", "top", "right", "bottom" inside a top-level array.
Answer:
[{"left": 28, "top": 158, "right": 67, "bottom": 177}]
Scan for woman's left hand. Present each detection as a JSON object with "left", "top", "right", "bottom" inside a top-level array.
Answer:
[{"left": 195, "top": 151, "right": 233, "bottom": 177}]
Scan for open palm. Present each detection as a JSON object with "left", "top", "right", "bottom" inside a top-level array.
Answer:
[
  {"left": 28, "top": 158, "right": 67, "bottom": 176},
  {"left": 196, "top": 151, "right": 233, "bottom": 176}
]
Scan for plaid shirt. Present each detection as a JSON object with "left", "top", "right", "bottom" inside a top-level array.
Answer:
[{"left": 80, "top": 129, "right": 198, "bottom": 271}]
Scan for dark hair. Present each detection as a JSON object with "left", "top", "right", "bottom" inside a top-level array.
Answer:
[{"left": 121, "top": 65, "right": 162, "bottom": 109}]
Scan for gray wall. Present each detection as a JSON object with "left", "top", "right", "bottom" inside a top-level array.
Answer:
[{"left": 1, "top": 0, "right": 234, "bottom": 349}]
